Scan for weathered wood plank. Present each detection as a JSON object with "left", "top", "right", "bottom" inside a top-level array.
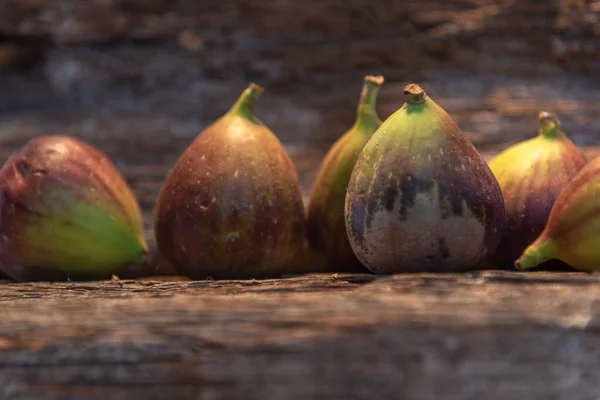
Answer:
[{"left": 0, "top": 271, "right": 599, "bottom": 399}]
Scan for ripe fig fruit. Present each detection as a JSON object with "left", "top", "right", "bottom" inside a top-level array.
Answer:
[
  {"left": 515, "top": 155, "right": 600, "bottom": 273},
  {"left": 0, "top": 136, "right": 148, "bottom": 281},
  {"left": 487, "top": 111, "right": 587, "bottom": 269},
  {"left": 345, "top": 83, "right": 505, "bottom": 274},
  {"left": 154, "top": 83, "right": 306, "bottom": 280},
  {"left": 307, "top": 75, "right": 384, "bottom": 272}
]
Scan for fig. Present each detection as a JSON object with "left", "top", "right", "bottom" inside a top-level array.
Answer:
[
  {"left": 344, "top": 83, "right": 505, "bottom": 274},
  {"left": 0, "top": 135, "right": 148, "bottom": 281},
  {"left": 307, "top": 75, "right": 384, "bottom": 272},
  {"left": 154, "top": 83, "right": 306, "bottom": 280},
  {"left": 487, "top": 111, "right": 587, "bottom": 269},
  {"left": 515, "top": 155, "right": 600, "bottom": 272}
]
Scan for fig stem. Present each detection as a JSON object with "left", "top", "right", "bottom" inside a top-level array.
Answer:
[
  {"left": 356, "top": 75, "right": 384, "bottom": 124},
  {"left": 514, "top": 237, "right": 558, "bottom": 270},
  {"left": 230, "top": 83, "right": 264, "bottom": 120},
  {"left": 538, "top": 111, "right": 563, "bottom": 139},
  {"left": 404, "top": 83, "right": 427, "bottom": 105}
]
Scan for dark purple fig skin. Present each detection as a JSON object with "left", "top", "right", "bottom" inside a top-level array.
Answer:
[
  {"left": 154, "top": 83, "right": 307, "bottom": 280},
  {"left": 486, "top": 112, "right": 588, "bottom": 270},
  {"left": 345, "top": 84, "right": 505, "bottom": 274},
  {"left": 0, "top": 135, "right": 147, "bottom": 281}
]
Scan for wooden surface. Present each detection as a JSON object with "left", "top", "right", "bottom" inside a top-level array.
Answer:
[{"left": 0, "top": 271, "right": 599, "bottom": 399}]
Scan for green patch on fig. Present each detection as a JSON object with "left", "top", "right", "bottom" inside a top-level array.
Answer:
[
  {"left": 345, "top": 83, "right": 505, "bottom": 273},
  {"left": 20, "top": 194, "right": 145, "bottom": 270},
  {"left": 307, "top": 75, "right": 384, "bottom": 272}
]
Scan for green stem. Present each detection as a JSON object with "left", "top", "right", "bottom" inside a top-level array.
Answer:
[
  {"left": 355, "top": 75, "right": 384, "bottom": 122},
  {"left": 514, "top": 237, "right": 559, "bottom": 270},
  {"left": 538, "top": 111, "right": 564, "bottom": 139},
  {"left": 229, "top": 83, "right": 264, "bottom": 121}
]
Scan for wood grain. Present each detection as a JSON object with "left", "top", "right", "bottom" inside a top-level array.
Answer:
[{"left": 0, "top": 271, "right": 600, "bottom": 399}]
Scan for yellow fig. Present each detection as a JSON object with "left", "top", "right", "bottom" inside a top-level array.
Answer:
[
  {"left": 515, "top": 154, "right": 600, "bottom": 272},
  {"left": 307, "top": 75, "right": 384, "bottom": 272},
  {"left": 487, "top": 111, "right": 587, "bottom": 269}
]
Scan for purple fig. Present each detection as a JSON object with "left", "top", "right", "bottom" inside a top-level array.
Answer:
[
  {"left": 154, "top": 83, "right": 306, "bottom": 280},
  {"left": 307, "top": 75, "right": 384, "bottom": 272},
  {"left": 345, "top": 83, "right": 505, "bottom": 274},
  {"left": 0, "top": 136, "right": 148, "bottom": 281},
  {"left": 515, "top": 154, "right": 600, "bottom": 273},
  {"left": 487, "top": 111, "right": 588, "bottom": 269}
]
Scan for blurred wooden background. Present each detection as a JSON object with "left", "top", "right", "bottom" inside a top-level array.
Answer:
[{"left": 0, "top": 0, "right": 599, "bottom": 257}]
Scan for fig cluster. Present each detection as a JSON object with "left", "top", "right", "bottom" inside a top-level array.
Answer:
[{"left": 0, "top": 78, "right": 597, "bottom": 282}]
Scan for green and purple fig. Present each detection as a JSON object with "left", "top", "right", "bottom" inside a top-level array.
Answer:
[
  {"left": 0, "top": 136, "right": 148, "bottom": 281},
  {"left": 515, "top": 155, "right": 600, "bottom": 272},
  {"left": 345, "top": 83, "right": 505, "bottom": 274},
  {"left": 154, "top": 83, "right": 306, "bottom": 280},
  {"left": 487, "top": 111, "right": 587, "bottom": 269},
  {"left": 307, "top": 75, "right": 384, "bottom": 272}
]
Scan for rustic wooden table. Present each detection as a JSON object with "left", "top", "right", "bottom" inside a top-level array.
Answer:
[{"left": 1, "top": 271, "right": 599, "bottom": 399}]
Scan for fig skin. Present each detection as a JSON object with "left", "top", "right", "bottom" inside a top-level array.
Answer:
[
  {"left": 307, "top": 75, "right": 384, "bottom": 272},
  {"left": 487, "top": 112, "right": 587, "bottom": 269},
  {"left": 515, "top": 155, "right": 600, "bottom": 273},
  {"left": 154, "top": 83, "right": 306, "bottom": 280},
  {"left": 345, "top": 83, "right": 505, "bottom": 274},
  {"left": 0, "top": 136, "right": 148, "bottom": 281}
]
